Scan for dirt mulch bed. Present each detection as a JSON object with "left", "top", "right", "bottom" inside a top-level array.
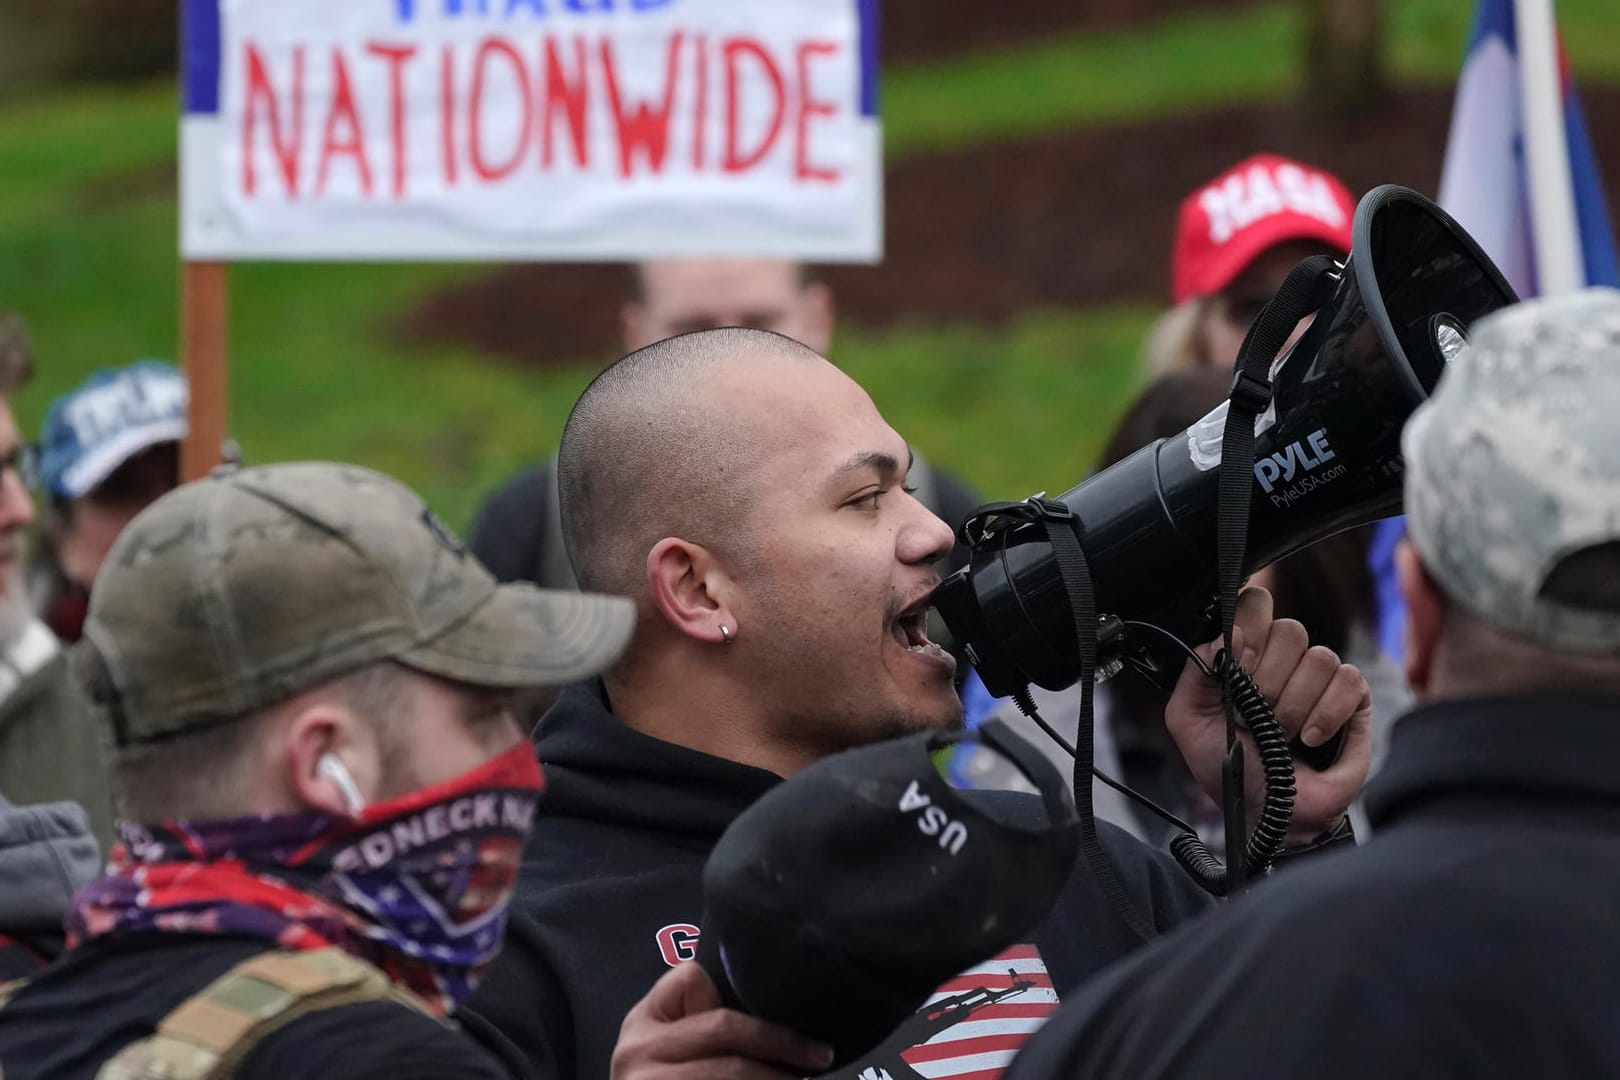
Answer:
[{"left": 404, "top": 86, "right": 1620, "bottom": 369}]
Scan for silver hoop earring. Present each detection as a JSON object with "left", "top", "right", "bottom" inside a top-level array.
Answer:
[{"left": 718, "top": 624, "right": 732, "bottom": 645}]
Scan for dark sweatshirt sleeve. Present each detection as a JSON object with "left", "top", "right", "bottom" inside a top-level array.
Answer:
[
  {"left": 1095, "top": 817, "right": 1218, "bottom": 934},
  {"left": 467, "top": 464, "right": 550, "bottom": 585},
  {"left": 459, "top": 906, "right": 575, "bottom": 1080},
  {"left": 1019, "top": 815, "right": 1220, "bottom": 1000},
  {"left": 956, "top": 789, "right": 1217, "bottom": 997}
]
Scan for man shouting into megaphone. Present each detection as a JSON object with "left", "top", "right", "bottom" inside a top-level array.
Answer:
[{"left": 462, "top": 327, "right": 1371, "bottom": 1080}]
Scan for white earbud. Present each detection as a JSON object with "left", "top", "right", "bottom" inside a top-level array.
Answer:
[{"left": 317, "top": 754, "right": 367, "bottom": 815}]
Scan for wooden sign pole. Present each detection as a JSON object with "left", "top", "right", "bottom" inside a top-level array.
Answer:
[{"left": 180, "top": 260, "right": 229, "bottom": 482}]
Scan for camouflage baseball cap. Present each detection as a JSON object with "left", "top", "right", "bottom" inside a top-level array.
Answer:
[
  {"left": 1403, "top": 287, "right": 1620, "bottom": 654},
  {"left": 83, "top": 462, "right": 635, "bottom": 745}
]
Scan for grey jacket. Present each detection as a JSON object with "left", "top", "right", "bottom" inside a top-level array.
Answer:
[
  {"left": 0, "top": 793, "right": 100, "bottom": 953},
  {"left": 0, "top": 621, "right": 115, "bottom": 849}
]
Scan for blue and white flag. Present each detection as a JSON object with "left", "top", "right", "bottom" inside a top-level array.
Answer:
[
  {"left": 1437, "top": 0, "right": 1619, "bottom": 296},
  {"left": 1373, "top": 0, "right": 1619, "bottom": 665}
]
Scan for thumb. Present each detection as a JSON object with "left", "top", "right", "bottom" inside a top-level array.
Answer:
[
  {"left": 674, "top": 961, "right": 723, "bottom": 1019},
  {"left": 644, "top": 961, "right": 722, "bottom": 1023},
  {"left": 1175, "top": 624, "right": 1247, "bottom": 716}
]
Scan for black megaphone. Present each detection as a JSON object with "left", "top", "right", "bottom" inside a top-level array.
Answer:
[{"left": 932, "top": 185, "right": 1518, "bottom": 697}]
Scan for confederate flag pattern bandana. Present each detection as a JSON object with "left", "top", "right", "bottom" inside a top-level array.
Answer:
[{"left": 67, "top": 742, "right": 543, "bottom": 1016}]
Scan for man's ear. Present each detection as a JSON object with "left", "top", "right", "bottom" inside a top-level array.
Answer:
[
  {"left": 800, "top": 281, "right": 835, "bottom": 355},
  {"left": 283, "top": 698, "right": 382, "bottom": 816},
  {"left": 646, "top": 537, "right": 735, "bottom": 647},
  {"left": 1396, "top": 540, "right": 1442, "bottom": 699}
]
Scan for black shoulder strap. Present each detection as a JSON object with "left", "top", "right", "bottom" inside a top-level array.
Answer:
[
  {"left": 1213, "top": 255, "right": 1339, "bottom": 891},
  {"left": 964, "top": 496, "right": 1156, "bottom": 942}
]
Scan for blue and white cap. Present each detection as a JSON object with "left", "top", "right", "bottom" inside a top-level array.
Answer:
[{"left": 40, "top": 360, "right": 188, "bottom": 501}]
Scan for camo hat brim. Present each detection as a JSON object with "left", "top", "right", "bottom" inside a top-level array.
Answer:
[
  {"left": 1403, "top": 286, "right": 1620, "bottom": 654},
  {"left": 400, "top": 582, "right": 634, "bottom": 691},
  {"left": 84, "top": 461, "right": 634, "bottom": 745}
]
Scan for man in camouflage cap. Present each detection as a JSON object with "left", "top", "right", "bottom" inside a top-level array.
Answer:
[
  {"left": 0, "top": 461, "right": 633, "bottom": 1080},
  {"left": 997, "top": 287, "right": 1620, "bottom": 1080}
]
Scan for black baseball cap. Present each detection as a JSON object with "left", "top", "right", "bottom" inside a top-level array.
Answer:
[{"left": 697, "top": 720, "right": 1081, "bottom": 1067}]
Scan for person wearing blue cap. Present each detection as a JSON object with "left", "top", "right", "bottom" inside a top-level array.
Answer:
[
  {"left": 0, "top": 314, "right": 113, "bottom": 853},
  {"left": 31, "top": 359, "right": 188, "bottom": 643}
]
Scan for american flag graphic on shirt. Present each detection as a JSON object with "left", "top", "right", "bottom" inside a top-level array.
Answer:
[{"left": 831, "top": 944, "right": 1058, "bottom": 1080}]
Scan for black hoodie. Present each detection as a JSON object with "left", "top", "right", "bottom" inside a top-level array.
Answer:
[{"left": 463, "top": 683, "right": 1215, "bottom": 1080}]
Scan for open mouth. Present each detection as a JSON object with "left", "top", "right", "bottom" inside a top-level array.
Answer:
[{"left": 890, "top": 600, "right": 954, "bottom": 669}]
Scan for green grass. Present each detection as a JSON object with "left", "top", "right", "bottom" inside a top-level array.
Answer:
[
  {"left": 1, "top": 0, "right": 1616, "bottom": 526},
  {"left": 0, "top": 160, "right": 1149, "bottom": 524},
  {"left": 1390, "top": 0, "right": 1620, "bottom": 84},
  {"left": 840, "top": 308, "right": 1153, "bottom": 500},
  {"left": 0, "top": 194, "right": 580, "bottom": 527},
  {"left": 0, "top": 172, "right": 1151, "bottom": 524},
  {"left": 0, "top": 82, "right": 175, "bottom": 232},
  {"left": 886, "top": 0, "right": 1620, "bottom": 157},
  {"left": 885, "top": 6, "right": 1300, "bottom": 158}
]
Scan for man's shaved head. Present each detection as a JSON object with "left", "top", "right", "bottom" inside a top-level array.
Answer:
[
  {"left": 561, "top": 325, "right": 960, "bottom": 770},
  {"left": 558, "top": 327, "right": 824, "bottom": 597}
]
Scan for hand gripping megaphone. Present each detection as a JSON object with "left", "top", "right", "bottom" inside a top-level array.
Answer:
[{"left": 933, "top": 185, "right": 1518, "bottom": 698}]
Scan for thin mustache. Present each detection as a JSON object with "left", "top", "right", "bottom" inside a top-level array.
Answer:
[{"left": 889, "top": 578, "right": 943, "bottom": 622}]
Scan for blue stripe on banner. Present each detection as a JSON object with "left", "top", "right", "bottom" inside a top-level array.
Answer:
[
  {"left": 1562, "top": 85, "right": 1620, "bottom": 287},
  {"left": 857, "top": 0, "right": 879, "bottom": 117},
  {"left": 1469, "top": 0, "right": 1516, "bottom": 52},
  {"left": 182, "top": 0, "right": 222, "bottom": 115}
]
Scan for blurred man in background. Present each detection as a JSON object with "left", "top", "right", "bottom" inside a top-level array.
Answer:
[
  {"left": 0, "top": 313, "right": 113, "bottom": 847},
  {"left": 468, "top": 259, "right": 982, "bottom": 591},
  {"left": 0, "top": 461, "right": 634, "bottom": 1080},
  {"left": 29, "top": 359, "right": 188, "bottom": 642},
  {"left": 1005, "top": 288, "right": 1620, "bottom": 1080}
]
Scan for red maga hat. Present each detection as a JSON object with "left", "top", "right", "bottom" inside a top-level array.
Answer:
[{"left": 1173, "top": 154, "right": 1356, "bottom": 304}]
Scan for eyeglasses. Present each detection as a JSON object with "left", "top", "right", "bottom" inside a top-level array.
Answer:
[{"left": 0, "top": 444, "right": 40, "bottom": 489}]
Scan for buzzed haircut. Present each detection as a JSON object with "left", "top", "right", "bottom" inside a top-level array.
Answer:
[
  {"left": 558, "top": 327, "right": 823, "bottom": 597},
  {"left": 102, "top": 660, "right": 419, "bottom": 822}
]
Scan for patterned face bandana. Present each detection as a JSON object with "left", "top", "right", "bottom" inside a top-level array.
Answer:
[{"left": 68, "top": 741, "right": 543, "bottom": 1015}]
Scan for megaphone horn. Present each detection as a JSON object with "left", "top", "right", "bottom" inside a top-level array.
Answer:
[{"left": 933, "top": 185, "right": 1518, "bottom": 697}]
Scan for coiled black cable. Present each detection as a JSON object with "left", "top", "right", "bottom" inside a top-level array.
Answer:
[
  {"left": 1013, "top": 622, "right": 1296, "bottom": 898},
  {"left": 1167, "top": 648, "right": 1295, "bottom": 895}
]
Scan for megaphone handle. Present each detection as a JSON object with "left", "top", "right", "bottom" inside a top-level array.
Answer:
[
  {"left": 1293, "top": 728, "right": 1348, "bottom": 771},
  {"left": 1119, "top": 606, "right": 1348, "bottom": 772}
]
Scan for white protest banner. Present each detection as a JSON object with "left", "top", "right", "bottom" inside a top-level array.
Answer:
[{"left": 180, "top": 0, "right": 882, "bottom": 261}]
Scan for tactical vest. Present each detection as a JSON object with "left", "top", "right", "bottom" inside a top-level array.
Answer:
[{"left": 0, "top": 948, "right": 437, "bottom": 1080}]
